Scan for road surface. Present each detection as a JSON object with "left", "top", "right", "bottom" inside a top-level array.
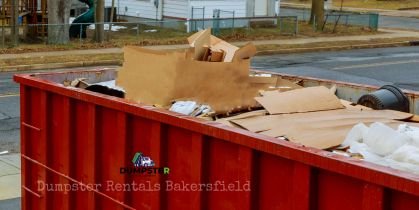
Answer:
[
  {"left": 0, "top": 66, "right": 117, "bottom": 154},
  {"left": 252, "top": 46, "right": 419, "bottom": 91}
]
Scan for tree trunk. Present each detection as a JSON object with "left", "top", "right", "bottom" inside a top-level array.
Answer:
[
  {"left": 10, "top": 0, "right": 19, "bottom": 46},
  {"left": 95, "top": 0, "right": 105, "bottom": 43},
  {"left": 107, "top": 0, "right": 116, "bottom": 41},
  {"left": 310, "top": 0, "right": 324, "bottom": 30},
  {"left": 47, "top": 0, "right": 72, "bottom": 44}
]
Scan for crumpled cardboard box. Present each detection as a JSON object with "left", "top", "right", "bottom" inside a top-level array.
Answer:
[{"left": 116, "top": 29, "right": 274, "bottom": 114}]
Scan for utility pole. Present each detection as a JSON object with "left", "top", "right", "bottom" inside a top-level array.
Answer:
[
  {"left": 95, "top": 0, "right": 105, "bottom": 43},
  {"left": 11, "top": 0, "right": 19, "bottom": 46}
]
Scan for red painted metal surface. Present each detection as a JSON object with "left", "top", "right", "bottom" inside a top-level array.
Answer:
[{"left": 14, "top": 69, "right": 419, "bottom": 210}]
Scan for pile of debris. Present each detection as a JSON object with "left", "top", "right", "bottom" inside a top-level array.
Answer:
[
  {"left": 116, "top": 29, "right": 277, "bottom": 115},
  {"left": 65, "top": 29, "right": 419, "bottom": 174}
]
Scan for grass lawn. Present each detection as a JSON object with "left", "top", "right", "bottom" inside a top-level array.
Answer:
[
  {"left": 0, "top": 21, "right": 377, "bottom": 54},
  {"left": 282, "top": 0, "right": 419, "bottom": 10}
]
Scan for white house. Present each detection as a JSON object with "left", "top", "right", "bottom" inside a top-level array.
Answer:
[{"left": 105, "top": 0, "right": 277, "bottom": 21}]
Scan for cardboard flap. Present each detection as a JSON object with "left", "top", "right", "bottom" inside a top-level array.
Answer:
[
  {"left": 233, "top": 43, "right": 257, "bottom": 61},
  {"left": 255, "top": 86, "right": 345, "bottom": 115}
]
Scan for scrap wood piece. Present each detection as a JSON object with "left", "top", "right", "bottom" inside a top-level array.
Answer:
[
  {"left": 202, "top": 46, "right": 211, "bottom": 61},
  {"left": 210, "top": 35, "right": 240, "bottom": 62},
  {"left": 255, "top": 86, "right": 345, "bottom": 115},
  {"left": 188, "top": 29, "right": 240, "bottom": 62},
  {"left": 189, "top": 29, "right": 211, "bottom": 60},
  {"left": 209, "top": 50, "right": 225, "bottom": 62}
]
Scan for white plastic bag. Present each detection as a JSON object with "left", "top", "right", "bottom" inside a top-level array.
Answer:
[
  {"left": 363, "top": 122, "right": 409, "bottom": 156},
  {"left": 169, "top": 101, "right": 198, "bottom": 115}
]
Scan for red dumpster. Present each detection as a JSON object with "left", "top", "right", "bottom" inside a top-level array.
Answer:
[{"left": 14, "top": 69, "right": 419, "bottom": 210}]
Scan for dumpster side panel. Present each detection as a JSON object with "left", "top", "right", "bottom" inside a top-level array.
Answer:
[
  {"left": 165, "top": 127, "right": 204, "bottom": 210},
  {"left": 316, "top": 171, "right": 363, "bottom": 210},
  {"left": 95, "top": 107, "right": 128, "bottom": 210},
  {"left": 15, "top": 71, "right": 419, "bottom": 210},
  {"left": 48, "top": 94, "right": 71, "bottom": 210},
  {"left": 72, "top": 101, "right": 97, "bottom": 210},
  {"left": 256, "top": 153, "right": 295, "bottom": 210},
  {"left": 21, "top": 87, "right": 48, "bottom": 210},
  {"left": 128, "top": 117, "right": 165, "bottom": 210},
  {"left": 205, "top": 138, "right": 253, "bottom": 210},
  {"left": 390, "top": 191, "right": 419, "bottom": 209}
]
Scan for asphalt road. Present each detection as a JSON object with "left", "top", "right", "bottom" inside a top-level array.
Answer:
[
  {"left": 252, "top": 46, "right": 419, "bottom": 91},
  {"left": 0, "top": 72, "right": 20, "bottom": 154},
  {"left": 280, "top": 8, "right": 419, "bottom": 30},
  {"left": 0, "top": 67, "right": 116, "bottom": 154}
]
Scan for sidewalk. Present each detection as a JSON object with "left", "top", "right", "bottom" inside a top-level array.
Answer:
[
  {"left": 281, "top": 2, "right": 419, "bottom": 18},
  {"left": 1, "top": 29, "right": 418, "bottom": 62},
  {"left": 0, "top": 153, "right": 21, "bottom": 209}
]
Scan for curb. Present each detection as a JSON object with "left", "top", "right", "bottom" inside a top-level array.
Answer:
[
  {"left": 0, "top": 59, "right": 122, "bottom": 72},
  {"left": 256, "top": 41, "right": 411, "bottom": 55},
  {"left": 0, "top": 41, "right": 414, "bottom": 72}
]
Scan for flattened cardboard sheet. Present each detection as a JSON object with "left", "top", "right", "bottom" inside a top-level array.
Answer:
[
  {"left": 255, "top": 86, "right": 345, "bottom": 115},
  {"left": 215, "top": 110, "right": 267, "bottom": 127},
  {"left": 230, "top": 109, "right": 414, "bottom": 149}
]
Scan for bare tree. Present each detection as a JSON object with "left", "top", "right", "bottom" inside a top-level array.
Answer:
[
  {"left": 107, "top": 0, "right": 116, "bottom": 41},
  {"left": 310, "top": 0, "right": 324, "bottom": 30},
  {"left": 95, "top": 0, "right": 105, "bottom": 43},
  {"left": 48, "top": 0, "right": 72, "bottom": 44},
  {"left": 10, "top": 0, "right": 19, "bottom": 46}
]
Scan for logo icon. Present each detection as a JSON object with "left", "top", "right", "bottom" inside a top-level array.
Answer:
[{"left": 132, "top": 152, "right": 155, "bottom": 167}]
